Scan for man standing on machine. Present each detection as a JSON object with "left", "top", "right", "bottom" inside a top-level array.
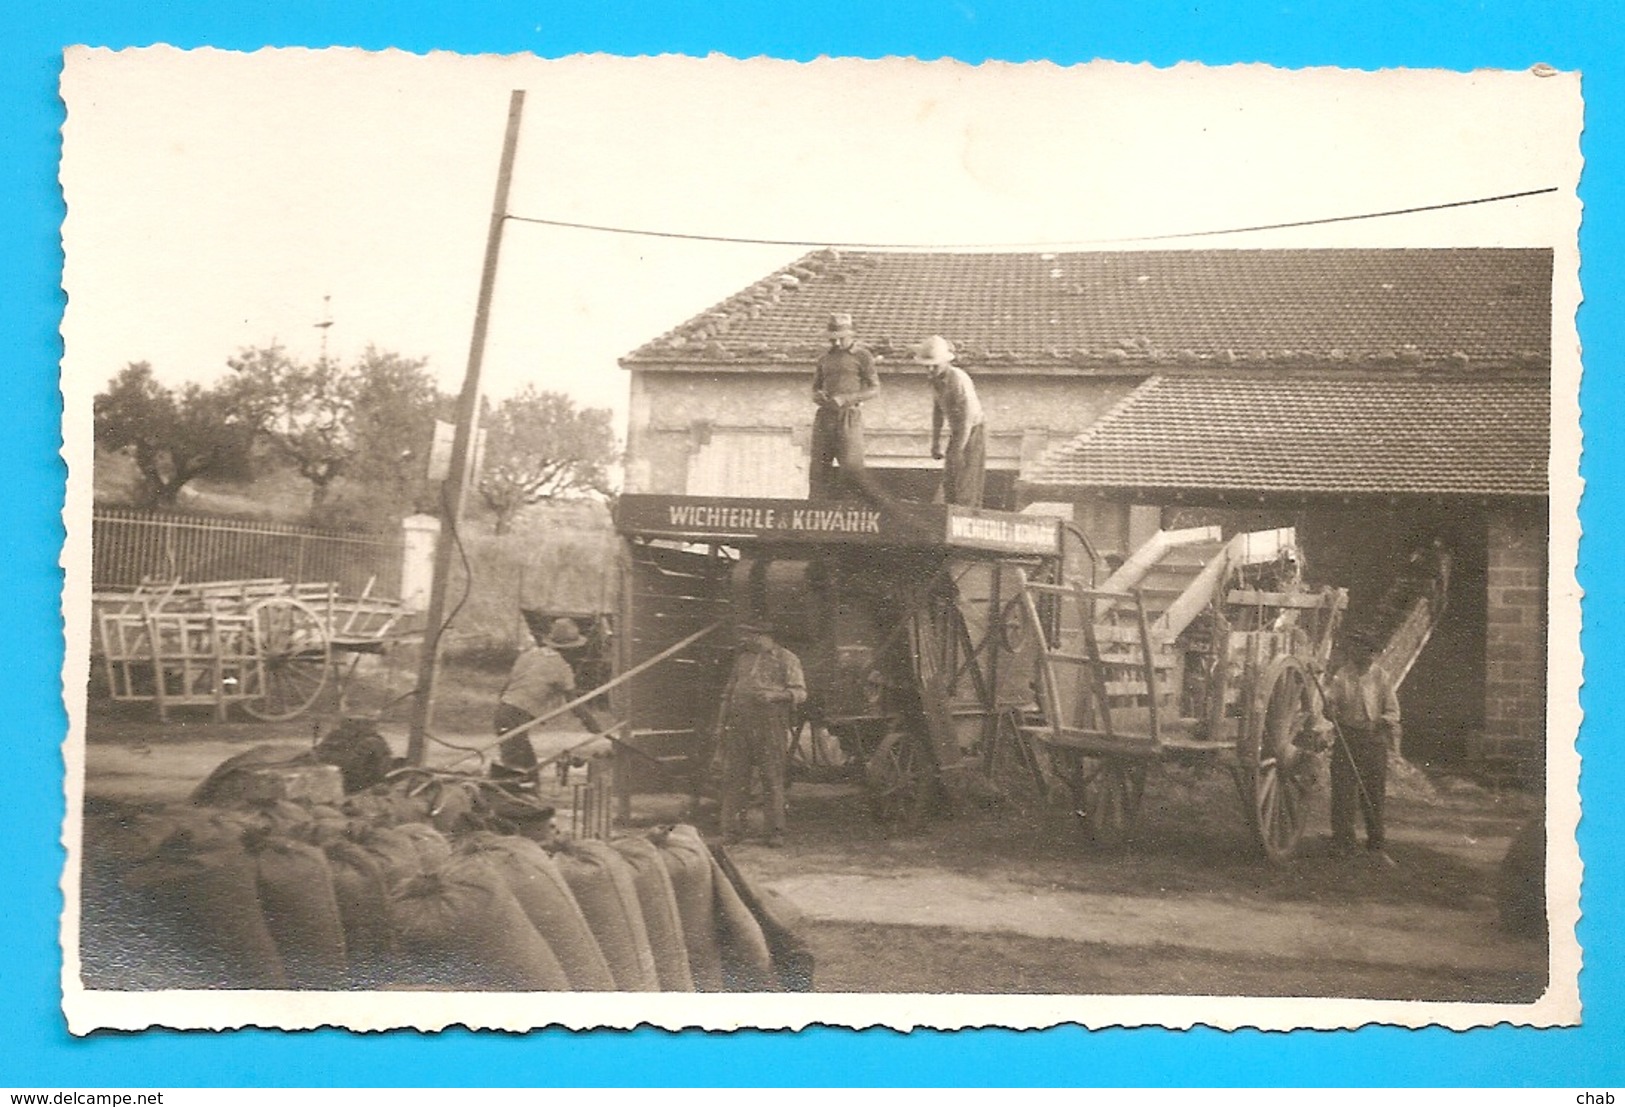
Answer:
[
  {"left": 915, "top": 334, "right": 987, "bottom": 508},
  {"left": 810, "top": 312, "right": 884, "bottom": 501}
]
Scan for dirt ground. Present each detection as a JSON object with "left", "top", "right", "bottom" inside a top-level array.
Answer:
[{"left": 73, "top": 659, "right": 1548, "bottom": 1003}]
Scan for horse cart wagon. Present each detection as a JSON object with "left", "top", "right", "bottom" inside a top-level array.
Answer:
[
  {"left": 1017, "top": 526, "right": 1348, "bottom": 861},
  {"left": 93, "top": 576, "right": 412, "bottom": 722}
]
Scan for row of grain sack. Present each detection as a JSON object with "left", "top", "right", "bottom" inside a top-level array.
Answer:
[{"left": 81, "top": 792, "right": 810, "bottom": 993}]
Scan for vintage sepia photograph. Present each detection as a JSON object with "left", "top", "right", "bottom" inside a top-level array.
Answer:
[{"left": 58, "top": 50, "right": 1582, "bottom": 1033}]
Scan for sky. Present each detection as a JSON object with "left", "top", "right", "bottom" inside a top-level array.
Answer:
[{"left": 59, "top": 51, "right": 1582, "bottom": 433}]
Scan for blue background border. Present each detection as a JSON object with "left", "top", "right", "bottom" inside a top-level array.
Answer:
[{"left": 7, "top": 1, "right": 1615, "bottom": 1086}]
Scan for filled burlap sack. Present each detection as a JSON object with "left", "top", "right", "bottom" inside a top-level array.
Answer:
[
  {"left": 387, "top": 857, "right": 570, "bottom": 991},
  {"left": 710, "top": 848, "right": 775, "bottom": 992},
  {"left": 648, "top": 824, "right": 725, "bottom": 991},
  {"left": 554, "top": 839, "right": 660, "bottom": 991},
  {"left": 245, "top": 832, "right": 348, "bottom": 989},
  {"left": 322, "top": 837, "right": 397, "bottom": 988},
  {"left": 457, "top": 833, "right": 616, "bottom": 991},
  {"left": 345, "top": 824, "right": 430, "bottom": 888},
  {"left": 120, "top": 839, "right": 288, "bottom": 990},
  {"left": 393, "top": 822, "right": 454, "bottom": 871},
  {"left": 612, "top": 836, "right": 696, "bottom": 993}
]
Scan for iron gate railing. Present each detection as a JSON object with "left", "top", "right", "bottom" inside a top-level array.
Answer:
[{"left": 91, "top": 508, "right": 403, "bottom": 599}]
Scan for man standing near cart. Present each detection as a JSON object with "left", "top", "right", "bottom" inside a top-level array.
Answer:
[
  {"left": 915, "top": 334, "right": 987, "bottom": 508},
  {"left": 810, "top": 311, "right": 884, "bottom": 501},
  {"left": 1327, "top": 631, "right": 1402, "bottom": 867},
  {"left": 718, "top": 621, "right": 807, "bottom": 847}
]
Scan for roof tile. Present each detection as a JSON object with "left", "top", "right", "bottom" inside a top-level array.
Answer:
[
  {"left": 624, "top": 248, "right": 1552, "bottom": 373},
  {"left": 1021, "top": 375, "right": 1549, "bottom": 497}
]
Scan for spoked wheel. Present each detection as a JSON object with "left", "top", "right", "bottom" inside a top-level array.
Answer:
[
  {"left": 242, "top": 596, "right": 331, "bottom": 721},
  {"left": 1068, "top": 753, "right": 1148, "bottom": 848},
  {"left": 1239, "top": 655, "right": 1323, "bottom": 862},
  {"left": 787, "top": 716, "right": 853, "bottom": 784},
  {"left": 865, "top": 730, "right": 935, "bottom": 829}
]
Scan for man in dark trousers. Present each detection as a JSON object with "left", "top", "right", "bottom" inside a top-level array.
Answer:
[
  {"left": 718, "top": 621, "right": 807, "bottom": 847},
  {"left": 1327, "top": 631, "right": 1402, "bottom": 867},
  {"left": 810, "top": 312, "right": 884, "bottom": 501},
  {"left": 916, "top": 334, "right": 987, "bottom": 508},
  {"left": 493, "top": 617, "right": 598, "bottom": 786}
]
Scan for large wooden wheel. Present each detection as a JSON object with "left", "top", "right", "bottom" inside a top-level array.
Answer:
[
  {"left": 1239, "top": 655, "right": 1322, "bottom": 862},
  {"left": 864, "top": 729, "right": 935, "bottom": 829},
  {"left": 242, "top": 596, "right": 331, "bottom": 721},
  {"left": 1067, "top": 752, "right": 1148, "bottom": 848}
]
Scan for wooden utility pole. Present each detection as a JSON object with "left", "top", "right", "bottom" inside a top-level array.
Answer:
[{"left": 407, "top": 89, "right": 526, "bottom": 765}]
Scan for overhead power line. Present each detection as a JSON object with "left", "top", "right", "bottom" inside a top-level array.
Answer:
[{"left": 503, "top": 186, "right": 1559, "bottom": 251}]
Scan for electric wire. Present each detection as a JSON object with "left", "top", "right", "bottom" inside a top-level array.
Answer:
[{"left": 502, "top": 186, "right": 1559, "bottom": 250}]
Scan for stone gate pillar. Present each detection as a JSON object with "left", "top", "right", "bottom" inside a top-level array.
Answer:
[{"left": 400, "top": 513, "right": 441, "bottom": 613}]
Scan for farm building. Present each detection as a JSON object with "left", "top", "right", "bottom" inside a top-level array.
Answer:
[{"left": 618, "top": 247, "right": 1553, "bottom": 774}]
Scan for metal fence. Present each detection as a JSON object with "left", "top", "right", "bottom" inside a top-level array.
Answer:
[{"left": 92, "top": 508, "right": 404, "bottom": 599}]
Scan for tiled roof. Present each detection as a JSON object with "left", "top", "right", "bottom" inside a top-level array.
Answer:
[
  {"left": 623, "top": 248, "right": 1552, "bottom": 373},
  {"left": 1021, "top": 375, "right": 1550, "bottom": 498}
]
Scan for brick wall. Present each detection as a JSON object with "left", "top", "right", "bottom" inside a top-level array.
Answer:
[{"left": 1482, "top": 506, "right": 1548, "bottom": 771}]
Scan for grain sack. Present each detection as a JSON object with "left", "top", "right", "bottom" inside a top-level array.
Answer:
[
  {"left": 649, "top": 824, "right": 725, "bottom": 991},
  {"left": 245, "top": 832, "right": 348, "bottom": 989},
  {"left": 555, "top": 840, "right": 659, "bottom": 991},
  {"left": 305, "top": 804, "right": 353, "bottom": 846},
  {"left": 425, "top": 780, "right": 480, "bottom": 836},
  {"left": 713, "top": 844, "right": 813, "bottom": 991},
  {"left": 387, "top": 858, "right": 570, "bottom": 991},
  {"left": 121, "top": 842, "right": 287, "bottom": 990},
  {"left": 612, "top": 836, "right": 695, "bottom": 992},
  {"left": 188, "top": 743, "right": 312, "bottom": 805},
  {"left": 341, "top": 791, "right": 394, "bottom": 823},
  {"left": 236, "top": 798, "right": 315, "bottom": 839},
  {"left": 345, "top": 824, "right": 427, "bottom": 888},
  {"left": 323, "top": 838, "right": 396, "bottom": 989},
  {"left": 393, "top": 822, "right": 454, "bottom": 871},
  {"left": 710, "top": 848, "right": 774, "bottom": 992},
  {"left": 458, "top": 833, "right": 615, "bottom": 991},
  {"left": 382, "top": 782, "right": 435, "bottom": 826},
  {"left": 90, "top": 804, "right": 251, "bottom": 866}
]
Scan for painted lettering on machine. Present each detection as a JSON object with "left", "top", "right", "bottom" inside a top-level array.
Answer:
[
  {"left": 663, "top": 502, "right": 882, "bottom": 535},
  {"left": 616, "top": 495, "right": 1059, "bottom": 554},
  {"left": 945, "top": 509, "right": 1061, "bottom": 555}
]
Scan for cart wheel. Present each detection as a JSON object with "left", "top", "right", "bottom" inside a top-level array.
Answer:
[
  {"left": 242, "top": 597, "right": 331, "bottom": 721},
  {"left": 865, "top": 730, "right": 934, "bottom": 828},
  {"left": 1240, "top": 655, "right": 1321, "bottom": 862},
  {"left": 1069, "top": 754, "right": 1147, "bottom": 847}
]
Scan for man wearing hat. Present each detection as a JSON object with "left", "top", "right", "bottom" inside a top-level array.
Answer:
[
  {"left": 718, "top": 620, "right": 807, "bottom": 846},
  {"left": 493, "top": 617, "right": 594, "bottom": 783},
  {"left": 1326, "top": 630, "right": 1402, "bottom": 866},
  {"left": 810, "top": 311, "right": 883, "bottom": 501},
  {"left": 915, "top": 335, "right": 987, "bottom": 508}
]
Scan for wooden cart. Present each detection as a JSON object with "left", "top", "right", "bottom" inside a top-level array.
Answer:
[
  {"left": 1016, "top": 525, "right": 1348, "bottom": 861},
  {"left": 94, "top": 576, "right": 413, "bottom": 721}
]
